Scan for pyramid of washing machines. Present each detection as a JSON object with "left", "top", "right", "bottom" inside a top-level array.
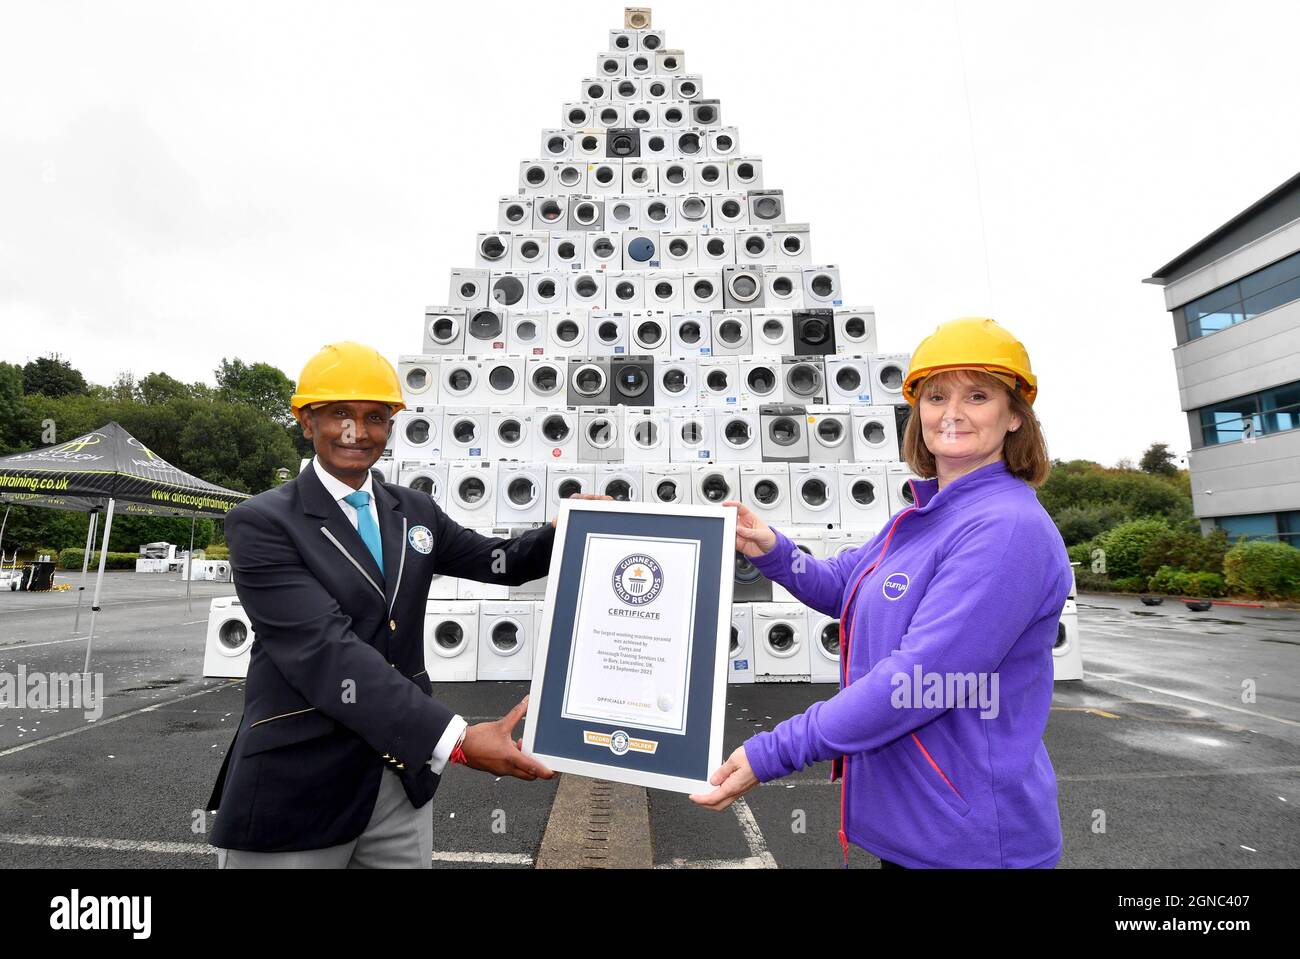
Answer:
[{"left": 382, "top": 9, "right": 921, "bottom": 686}]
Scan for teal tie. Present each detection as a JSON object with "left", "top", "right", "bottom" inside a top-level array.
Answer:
[{"left": 343, "top": 490, "right": 384, "bottom": 575}]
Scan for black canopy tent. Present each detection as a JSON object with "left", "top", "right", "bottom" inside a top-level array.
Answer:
[{"left": 0, "top": 422, "right": 249, "bottom": 671}]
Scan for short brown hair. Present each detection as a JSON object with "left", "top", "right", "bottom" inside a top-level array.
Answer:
[{"left": 901, "top": 369, "right": 1051, "bottom": 487}]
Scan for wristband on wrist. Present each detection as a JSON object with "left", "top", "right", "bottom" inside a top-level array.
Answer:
[{"left": 450, "top": 727, "right": 468, "bottom": 766}]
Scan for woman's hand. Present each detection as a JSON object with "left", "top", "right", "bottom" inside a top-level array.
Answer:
[
  {"left": 723, "top": 500, "right": 776, "bottom": 558},
  {"left": 689, "top": 745, "right": 759, "bottom": 811},
  {"left": 552, "top": 492, "right": 614, "bottom": 528}
]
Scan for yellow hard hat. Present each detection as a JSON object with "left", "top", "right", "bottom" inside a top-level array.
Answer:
[
  {"left": 289, "top": 341, "right": 406, "bottom": 416},
  {"left": 902, "top": 317, "right": 1038, "bottom": 406}
]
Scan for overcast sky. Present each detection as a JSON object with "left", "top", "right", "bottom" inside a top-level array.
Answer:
[{"left": 2, "top": 0, "right": 1297, "bottom": 466}]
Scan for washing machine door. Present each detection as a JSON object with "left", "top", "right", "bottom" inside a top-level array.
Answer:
[
  {"left": 487, "top": 618, "right": 525, "bottom": 658},
  {"left": 216, "top": 614, "right": 252, "bottom": 659},
  {"left": 442, "top": 361, "right": 478, "bottom": 401},
  {"left": 554, "top": 475, "right": 587, "bottom": 501},
  {"left": 633, "top": 315, "right": 667, "bottom": 351},
  {"left": 615, "top": 361, "right": 652, "bottom": 401},
  {"left": 503, "top": 473, "right": 541, "bottom": 513},
  {"left": 539, "top": 412, "right": 573, "bottom": 448},
  {"left": 449, "top": 414, "right": 482, "bottom": 450},
  {"left": 785, "top": 360, "right": 823, "bottom": 400},
  {"left": 810, "top": 415, "right": 849, "bottom": 455},
  {"left": 484, "top": 360, "right": 518, "bottom": 398},
  {"left": 677, "top": 414, "right": 708, "bottom": 451},
  {"left": 403, "top": 361, "right": 437, "bottom": 400},
  {"left": 572, "top": 363, "right": 608, "bottom": 400},
  {"left": 764, "top": 620, "right": 801, "bottom": 657},
  {"left": 530, "top": 361, "right": 564, "bottom": 399},
  {"left": 846, "top": 475, "right": 881, "bottom": 511},
  {"left": 729, "top": 623, "right": 745, "bottom": 659},
  {"left": 744, "top": 362, "right": 779, "bottom": 399},
  {"left": 453, "top": 473, "right": 489, "bottom": 510},
  {"left": 697, "top": 469, "right": 734, "bottom": 504},
  {"left": 856, "top": 414, "right": 892, "bottom": 453},
  {"left": 719, "top": 414, "right": 756, "bottom": 455},
  {"left": 831, "top": 361, "right": 866, "bottom": 399},
  {"left": 874, "top": 359, "right": 906, "bottom": 400},
  {"left": 495, "top": 415, "right": 528, "bottom": 454},
  {"left": 659, "top": 363, "right": 692, "bottom": 401},
  {"left": 407, "top": 471, "right": 443, "bottom": 501},
  {"left": 649, "top": 473, "right": 685, "bottom": 504},
  {"left": 797, "top": 473, "right": 835, "bottom": 514},
  {"left": 601, "top": 472, "right": 638, "bottom": 502},
  {"left": 585, "top": 414, "right": 618, "bottom": 451},
  {"left": 725, "top": 271, "right": 762, "bottom": 308},
  {"left": 702, "top": 365, "right": 733, "bottom": 398},
  {"left": 552, "top": 315, "right": 587, "bottom": 351},
  {"left": 629, "top": 415, "right": 663, "bottom": 454},
  {"left": 403, "top": 415, "right": 439, "bottom": 451},
  {"left": 815, "top": 621, "right": 840, "bottom": 665},
  {"left": 765, "top": 412, "right": 803, "bottom": 451},
  {"left": 431, "top": 618, "right": 469, "bottom": 658},
  {"left": 750, "top": 474, "right": 786, "bottom": 511},
  {"left": 426, "top": 312, "right": 462, "bottom": 348}
]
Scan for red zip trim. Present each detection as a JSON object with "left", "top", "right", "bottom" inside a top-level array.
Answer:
[
  {"left": 910, "top": 732, "right": 963, "bottom": 800},
  {"left": 836, "top": 504, "right": 916, "bottom": 865}
]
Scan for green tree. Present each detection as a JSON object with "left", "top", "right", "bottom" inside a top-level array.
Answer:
[
  {"left": 178, "top": 402, "right": 299, "bottom": 493},
  {"left": 215, "top": 358, "right": 296, "bottom": 427},
  {"left": 22, "top": 354, "right": 87, "bottom": 398},
  {"left": 1139, "top": 442, "right": 1179, "bottom": 476},
  {"left": 0, "top": 361, "right": 30, "bottom": 453},
  {"left": 137, "top": 371, "right": 193, "bottom": 405}
]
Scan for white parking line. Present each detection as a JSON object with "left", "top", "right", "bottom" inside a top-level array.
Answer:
[
  {"left": 1083, "top": 672, "right": 1300, "bottom": 727},
  {"left": 730, "top": 797, "right": 778, "bottom": 868},
  {"left": 656, "top": 855, "right": 774, "bottom": 869}
]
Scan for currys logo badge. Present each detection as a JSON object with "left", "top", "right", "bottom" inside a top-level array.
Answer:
[
  {"left": 882, "top": 571, "right": 909, "bottom": 601},
  {"left": 611, "top": 554, "right": 664, "bottom": 606}
]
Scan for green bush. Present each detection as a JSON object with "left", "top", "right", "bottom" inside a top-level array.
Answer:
[
  {"left": 1181, "top": 571, "right": 1226, "bottom": 598},
  {"left": 1145, "top": 565, "right": 1184, "bottom": 594},
  {"left": 1073, "top": 567, "right": 1110, "bottom": 593},
  {"left": 1109, "top": 576, "right": 1147, "bottom": 593},
  {"left": 204, "top": 545, "right": 229, "bottom": 560},
  {"left": 56, "top": 549, "right": 139, "bottom": 571},
  {"left": 1223, "top": 541, "right": 1300, "bottom": 600},
  {"left": 1139, "top": 527, "right": 1228, "bottom": 578},
  {"left": 1067, "top": 540, "right": 1095, "bottom": 566},
  {"left": 1053, "top": 502, "right": 1133, "bottom": 548},
  {"left": 1093, "top": 518, "right": 1170, "bottom": 581}
]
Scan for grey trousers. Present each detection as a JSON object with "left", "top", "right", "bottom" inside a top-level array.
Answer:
[{"left": 215, "top": 768, "right": 434, "bottom": 869}]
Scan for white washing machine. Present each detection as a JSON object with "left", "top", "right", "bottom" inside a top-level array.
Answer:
[
  {"left": 834, "top": 308, "right": 877, "bottom": 354},
  {"left": 568, "top": 270, "right": 607, "bottom": 310},
  {"left": 550, "top": 232, "right": 584, "bottom": 270},
  {"left": 624, "top": 159, "right": 658, "bottom": 192},
  {"left": 443, "top": 407, "right": 489, "bottom": 460},
  {"left": 1054, "top": 599, "right": 1084, "bottom": 681},
  {"left": 480, "top": 354, "right": 525, "bottom": 406},
  {"left": 498, "top": 195, "right": 534, "bottom": 231},
  {"left": 712, "top": 193, "right": 748, "bottom": 229},
  {"left": 748, "top": 189, "right": 785, "bottom": 225},
  {"left": 525, "top": 356, "right": 567, "bottom": 404},
  {"left": 697, "top": 356, "right": 739, "bottom": 407},
  {"left": 729, "top": 157, "right": 764, "bottom": 191},
  {"left": 477, "top": 296, "right": 517, "bottom": 340},
  {"left": 790, "top": 464, "right": 840, "bottom": 527},
  {"left": 596, "top": 463, "right": 643, "bottom": 502},
  {"left": 773, "top": 223, "right": 812, "bottom": 265},
  {"left": 528, "top": 270, "right": 568, "bottom": 311},
  {"left": 624, "top": 407, "right": 672, "bottom": 462},
  {"left": 763, "top": 267, "right": 805, "bottom": 309},
  {"left": 639, "top": 194, "right": 673, "bottom": 230},
  {"left": 438, "top": 355, "right": 480, "bottom": 406},
  {"left": 670, "top": 407, "right": 715, "bottom": 462},
  {"left": 642, "top": 463, "right": 692, "bottom": 506},
  {"left": 825, "top": 529, "right": 871, "bottom": 560},
  {"left": 886, "top": 462, "right": 922, "bottom": 515},
  {"left": 578, "top": 407, "right": 624, "bottom": 462},
  {"left": 808, "top": 612, "right": 841, "bottom": 684},
  {"left": 740, "top": 462, "right": 791, "bottom": 526},
  {"left": 622, "top": 228, "right": 661, "bottom": 265},
  {"left": 644, "top": 271, "right": 683, "bottom": 310},
  {"left": 683, "top": 269, "right": 723, "bottom": 311},
  {"left": 772, "top": 528, "right": 826, "bottom": 603},
  {"left": 477, "top": 601, "right": 535, "bottom": 681},
  {"left": 851, "top": 406, "right": 901, "bottom": 463},
  {"left": 825, "top": 354, "right": 873, "bottom": 404},
  {"left": 424, "top": 601, "right": 480, "bottom": 683},
  {"left": 586, "top": 232, "right": 623, "bottom": 271},
  {"left": 546, "top": 463, "right": 595, "bottom": 520},
  {"left": 446, "top": 461, "right": 497, "bottom": 525},
  {"left": 397, "top": 461, "right": 449, "bottom": 509},
  {"left": 507, "top": 309, "right": 548, "bottom": 353},
  {"left": 806, "top": 406, "right": 854, "bottom": 464},
  {"left": 630, "top": 310, "right": 671, "bottom": 356},
  {"left": 715, "top": 406, "right": 762, "bottom": 462},
  {"left": 759, "top": 404, "right": 809, "bottom": 463},
  {"left": 710, "top": 309, "right": 752, "bottom": 356},
  {"left": 869, "top": 353, "right": 911, "bottom": 406},
  {"left": 735, "top": 227, "right": 774, "bottom": 266},
  {"left": 398, "top": 355, "right": 441, "bottom": 408},
  {"left": 423, "top": 306, "right": 467, "bottom": 354},
  {"left": 738, "top": 355, "right": 784, "bottom": 405},
  {"left": 670, "top": 311, "right": 712, "bottom": 356},
  {"left": 661, "top": 159, "right": 695, "bottom": 193},
  {"left": 838, "top": 464, "right": 890, "bottom": 530},
  {"left": 656, "top": 355, "right": 697, "bottom": 407},
  {"left": 752, "top": 311, "right": 793, "bottom": 354},
  {"left": 476, "top": 230, "right": 514, "bottom": 266},
  {"left": 695, "top": 159, "right": 727, "bottom": 194},
  {"left": 693, "top": 462, "right": 740, "bottom": 507},
  {"left": 203, "top": 597, "right": 253, "bottom": 679},
  {"left": 802, "top": 265, "right": 842, "bottom": 307},
  {"left": 729, "top": 604, "right": 755, "bottom": 685},
  {"left": 706, "top": 125, "right": 737, "bottom": 156},
  {"left": 752, "top": 603, "right": 810, "bottom": 683},
  {"left": 660, "top": 231, "right": 697, "bottom": 269},
  {"left": 448, "top": 268, "right": 489, "bottom": 309},
  {"left": 496, "top": 462, "right": 547, "bottom": 525},
  {"left": 392, "top": 409, "right": 443, "bottom": 462},
  {"left": 547, "top": 310, "right": 591, "bottom": 356},
  {"left": 533, "top": 407, "right": 580, "bottom": 462},
  {"left": 533, "top": 195, "right": 570, "bottom": 230},
  {"left": 698, "top": 228, "right": 735, "bottom": 265}
]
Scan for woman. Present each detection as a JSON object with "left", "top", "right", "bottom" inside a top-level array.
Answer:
[{"left": 691, "top": 317, "right": 1073, "bottom": 869}]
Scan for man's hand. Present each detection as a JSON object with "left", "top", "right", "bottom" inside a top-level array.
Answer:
[
  {"left": 688, "top": 745, "right": 758, "bottom": 810},
  {"left": 551, "top": 492, "right": 614, "bottom": 528},
  {"left": 459, "top": 696, "right": 554, "bottom": 780}
]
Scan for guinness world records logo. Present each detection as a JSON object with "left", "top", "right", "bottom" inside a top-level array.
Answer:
[{"left": 612, "top": 554, "right": 663, "bottom": 606}]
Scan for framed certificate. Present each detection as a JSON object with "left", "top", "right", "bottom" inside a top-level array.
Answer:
[{"left": 523, "top": 498, "right": 736, "bottom": 794}]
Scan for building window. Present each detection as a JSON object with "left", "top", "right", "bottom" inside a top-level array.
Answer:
[
  {"left": 1183, "top": 250, "right": 1300, "bottom": 339},
  {"left": 1215, "top": 512, "right": 1300, "bottom": 548},
  {"left": 1195, "top": 377, "right": 1300, "bottom": 446}
]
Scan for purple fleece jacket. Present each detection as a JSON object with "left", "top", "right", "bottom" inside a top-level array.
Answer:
[{"left": 745, "top": 459, "right": 1072, "bottom": 868}]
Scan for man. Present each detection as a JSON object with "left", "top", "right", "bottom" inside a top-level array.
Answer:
[{"left": 206, "top": 341, "right": 601, "bottom": 867}]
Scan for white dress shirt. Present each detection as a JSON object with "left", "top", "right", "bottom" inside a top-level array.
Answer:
[{"left": 311, "top": 456, "right": 467, "bottom": 775}]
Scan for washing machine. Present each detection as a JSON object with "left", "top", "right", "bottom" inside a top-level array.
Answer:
[
  {"left": 589, "top": 309, "right": 628, "bottom": 355},
  {"left": 640, "top": 130, "right": 672, "bottom": 159},
  {"left": 644, "top": 271, "right": 683, "bottom": 310},
  {"left": 762, "top": 267, "right": 804, "bottom": 309},
  {"left": 838, "top": 464, "right": 890, "bottom": 530},
  {"left": 398, "top": 355, "right": 441, "bottom": 409},
  {"left": 567, "top": 356, "right": 611, "bottom": 406},
  {"left": 446, "top": 461, "right": 497, "bottom": 525},
  {"left": 496, "top": 462, "right": 547, "bottom": 525},
  {"left": 712, "top": 193, "right": 749, "bottom": 229},
  {"left": 573, "top": 129, "right": 607, "bottom": 161},
  {"left": 886, "top": 462, "right": 922, "bottom": 515},
  {"left": 694, "top": 463, "right": 740, "bottom": 507},
  {"left": 706, "top": 126, "right": 739, "bottom": 157},
  {"left": 639, "top": 194, "right": 673, "bottom": 230},
  {"left": 423, "top": 307, "right": 467, "bottom": 354},
  {"left": 624, "top": 407, "right": 672, "bottom": 462},
  {"left": 525, "top": 356, "right": 567, "bottom": 404},
  {"left": 630, "top": 310, "right": 671, "bottom": 356},
  {"left": 596, "top": 463, "right": 643, "bottom": 502},
  {"left": 533, "top": 407, "right": 580, "bottom": 462},
  {"left": 825, "top": 528, "right": 871, "bottom": 561},
  {"left": 683, "top": 269, "right": 723, "bottom": 312},
  {"left": 448, "top": 268, "right": 489, "bottom": 309},
  {"left": 568, "top": 196, "right": 605, "bottom": 231},
  {"left": 476, "top": 231, "right": 514, "bottom": 268},
  {"left": 738, "top": 355, "right": 784, "bottom": 405},
  {"left": 656, "top": 48, "right": 685, "bottom": 74},
  {"left": 507, "top": 310, "right": 547, "bottom": 354},
  {"left": 548, "top": 310, "right": 591, "bottom": 356},
  {"left": 661, "top": 159, "right": 695, "bottom": 193},
  {"left": 740, "top": 462, "right": 791, "bottom": 526},
  {"left": 642, "top": 463, "right": 692, "bottom": 506},
  {"left": 622, "top": 229, "right": 660, "bottom": 265},
  {"left": 733, "top": 552, "right": 774, "bottom": 603},
  {"left": 498, "top": 195, "right": 534, "bottom": 231},
  {"left": 759, "top": 404, "right": 809, "bottom": 463},
  {"left": 532, "top": 195, "right": 570, "bottom": 230},
  {"left": 710, "top": 309, "right": 752, "bottom": 356},
  {"left": 567, "top": 271, "right": 607, "bottom": 310},
  {"left": 480, "top": 354, "right": 524, "bottom": 406},
  {"left": 772, "top": 528, "right": 826, "bottom": 604},
  {"left": 489, "top": 273, "right": 531, "bottom": 314},
  {"left": 510, "top": 534, "right": 549, "bottom": 600},
  {"left": 612, "top": 127, "right": 646, "bottom": 157},
  {"left": 670, "top": 311, "right": 712, "bottom": 356},
  {"left": 542, "top": 128, "right": 576, "bottom": 157},
  {"left": 695, "top": 158, "right": 727, "bottom": 192},
  {"left": 578, "top": 407, "right": 624, "bottom": 463},
  {"left": 588, "top": 157, "right": 623, "bottom": 191},
  {"left": 802, "top": 266, "right": 843, "bottom": 308},
  {"left": 728, "top": 157, "right": 764, "bottom": 191},
  {"left": 659, "top": 102, "right": 689, "bottom": 129},
  {"left": 597, "top": 52, "right": 625, "bottom": 77},
  {"left": 715, "top": 406, "right": 762, "bottom": 462},
  {"left": 443, "top": 407, "right": 489, "bottom": 460},
  {"left": 670, "top": 407, "right": 715, "bottom": 462},
  {"left": 869, "top": 353, "right": 911, "bottom": 406},
  {"left": 610, "top": 355, "right": 655, "bottom": 405},
  {"left": 438, "top": 356, "right": 480, "bottom": 407},
  {"left": 656, "top": 355, "right": 697, "bottom": 407},
  {"left": 628, "top": 51, "right": 656, "bottom": 76},
  {"left": 612, "top": 77, "right": 641, "bottom": 102},
  {"left": 791, "top": 464, "right": 840, "bottom": 527},
  {"left": 697, "top": 356, "right": 739, "bottom": 407},
  {"left": 398, "top": 461, "right": 449, "bottom": 509},
  {"left": 672, "top": 71, "right": 701, "bottom": 98},
  {"left": 546, "top": 463, "right": 595, "bottom": 520},
  {"left": 698, "top": 229, "right": 735, "bottom": 265},
  {"left": 782, "top": 355, "right": 827, "bottom": 406},
  {"left": 550, "top": 232, "right": 584, "bottom": 270},
  {"left": 729, "top": 604, "right": 756, "bottom": 684},
  {"left": 1055, "top": 599, "right": 1084, "bottom": 681},
  {"left": 477, "top": 601, "right": 535, "bottom": 681},
  {"left": 528, "top": 271, "right": 567, "bottom": 311},
  {"left": 203, "top": 597, "right": 254, "bottom": 679},
  {"left": 723, "top": 265, "right": 765, "bottom": 311},
  {"left": 793, "top": 308, "right": 836, "bottom": 356},
  {"left": 773, "top": 223, "right": 812, "bottom": 265},
  {"left": 424, "top": 601, "right": 480, "bottom": 683},
  {"left": 834, "top": 308, "right": 877, "bottom": 354},
  {"left": 735, "top": 227, "right": 774, "bottom": 266},
  {"left": 392, "top": 409, "right": 443, "bottom": 462},
  {"left": 809, "top": 612, "right": 841, "bottom": 684},
  {"left": 660, "top": 231, "right": 697, "bottom": 269},
  {"left": 586, "top": 232, "right": 622, "bottom": 271},
  {"left": 690, "top": 98, "right": 721, "bottom": 127},
  {"left": 747, "top": 189, "right": 785, "bottom": 225},
  {"left": 752, "top": 604, "right": 809, "bottom": 683},
  {"left": 825, "top": 354, "right": 873, "bottom": 404},
  {"left": 562, "top": 101, "right": 594, "bottom": 130},
  {"left": 489, "top": 408, "right": 534, "bottom": 461},
  {"left": 466, "top": 306, "right": 508, "bottom": 352},
  {"left": 851, "top": 406, "right": 901, "bottom": 463},
  {"left": 806, "top": 406, "right": 854, "bottom": 463}
]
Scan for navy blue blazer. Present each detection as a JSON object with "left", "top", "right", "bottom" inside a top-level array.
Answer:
[{"left": 206, "top": 463, "right": 555, "bottom": 852}]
